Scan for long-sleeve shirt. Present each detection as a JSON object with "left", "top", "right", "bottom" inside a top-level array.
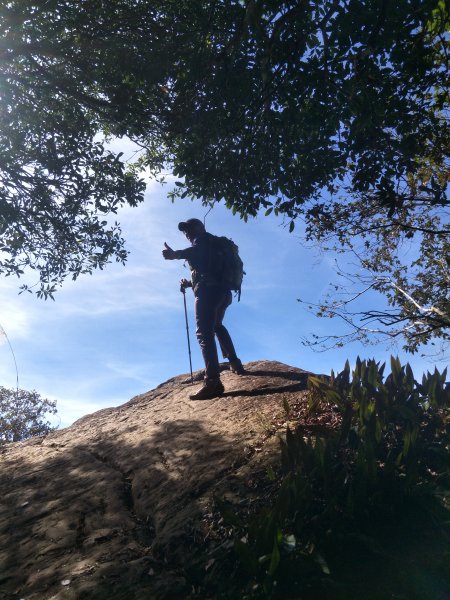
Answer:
[{"left": 175, "top": 232, "right": 226, "bottom": 291}]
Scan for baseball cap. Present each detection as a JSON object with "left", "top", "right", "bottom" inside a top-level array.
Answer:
[{"left": 178, "top": 218, "right": 205, "bottom": 232}]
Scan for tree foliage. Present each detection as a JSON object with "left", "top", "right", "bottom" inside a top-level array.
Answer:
[
  {"left": 0, "top": 386, "right": 57, "bottom": 443},
  {"left": 0, "top": 0, "right": 448, "bottom": 345},
  {"left": 298, "top": 185, "right": 450, "bottom": 352},
  {"left": 0, "top": 1, "right": 147, "bottom": 297}
]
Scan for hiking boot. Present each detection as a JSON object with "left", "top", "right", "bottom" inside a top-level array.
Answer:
[
  {"left": 189, "top": 378, "right": 225, "bottom": 400},
  {"left": 229, "top": 358, "right": 245, "bottom": 375}
]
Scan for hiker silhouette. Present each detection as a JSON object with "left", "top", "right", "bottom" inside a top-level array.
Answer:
[{"left": 163, "top": 218, "right": 245, "bottom": 399}]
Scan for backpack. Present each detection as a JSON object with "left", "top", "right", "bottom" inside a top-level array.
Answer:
[{"left": 209, "top": 235, "right": 244, "bottom": 300}]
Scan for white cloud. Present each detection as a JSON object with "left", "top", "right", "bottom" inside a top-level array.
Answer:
[
  {"left": 53, "top": 265, "right": 180, "bottom": 317},
  {"left": 0, "top": 280, "right": 32, "bottom": 341}
]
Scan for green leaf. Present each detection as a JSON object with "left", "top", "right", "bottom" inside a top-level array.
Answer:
[
  {"left": 266, "top": 464, "right": 276, "bottom": 481},
  {"left": 268, "top": 536, "right": 280, "bottom": 576}
]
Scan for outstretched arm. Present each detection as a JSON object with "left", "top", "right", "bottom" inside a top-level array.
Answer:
[
  {"left": 162, "top": 242, "right": 181, "bottom": 260},
  {"left": 162, "top": 242, "right": 194, "bottom": 262}
]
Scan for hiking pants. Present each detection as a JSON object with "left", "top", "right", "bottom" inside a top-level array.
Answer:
[{"left": 194, "top": 285, "right": 238, "bottom": 380}]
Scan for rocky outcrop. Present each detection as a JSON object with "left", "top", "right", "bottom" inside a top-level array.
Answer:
[{"left": 0, "top": 361, "right": 310, "bottom": 599}]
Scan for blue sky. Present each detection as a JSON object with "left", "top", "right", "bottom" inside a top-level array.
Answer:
[{"left": 1, "top": 140, "right": 447, "bottom": 428}]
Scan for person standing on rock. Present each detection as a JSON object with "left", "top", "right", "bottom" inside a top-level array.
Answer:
[{"left": 162, "top": 218, "right": 245, "bottom": 400}]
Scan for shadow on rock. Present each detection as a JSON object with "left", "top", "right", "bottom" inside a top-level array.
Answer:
[{"left": 0, "top": 419, "right": 246, "bottom": 599}]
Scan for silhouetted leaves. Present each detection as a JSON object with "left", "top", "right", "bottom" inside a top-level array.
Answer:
[
  {"left": 209, "top": 357, "right": 450, "bottom": 598},
  {"left": 0, "top": 0, "right": 447, "bottom": 307}
]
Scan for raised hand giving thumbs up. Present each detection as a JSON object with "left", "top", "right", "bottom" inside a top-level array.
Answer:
[{"left": 162, "top": 242, "right": 177, "bottom": 260}]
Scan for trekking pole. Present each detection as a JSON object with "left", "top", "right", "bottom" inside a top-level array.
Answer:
[{"left": 181, "top": 287, "right": 194, "bottom": 384}]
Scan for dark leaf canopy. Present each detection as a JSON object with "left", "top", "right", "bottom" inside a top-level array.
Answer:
[
  {"left": 1, "top": 0, "right": 447, "bottom": 213},
  {"left": 0, "top": 0, "right": 448, "bottom": 349}
]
